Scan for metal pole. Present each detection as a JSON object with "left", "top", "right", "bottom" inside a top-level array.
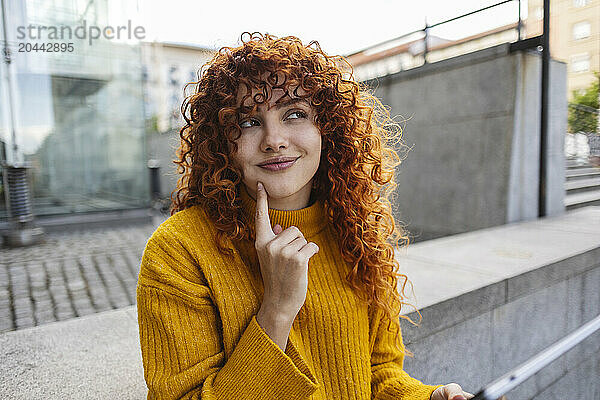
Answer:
[
  {"left": 1, "top": 0, "right": 18, "bottom": 160},
  {"left": 539, "top": 0, "right": 550, "bottom": 217},
  {"left": 597, "top": 73, "right": 600, "bottom": 134},
  {"left": 0, "top": 0, "right": 44, "bottom": 247},
  {"left": 148, "top": 159, "right": 161, "bottom": 201},
  {"left": 349, "top": 0, "right": 513, "bottom": 58},
  {"left": 423, "top": 18, "right": 429, "bottom": 65},
  {"left": 517, "top": 0, "right": 522, "bottom": 40}
]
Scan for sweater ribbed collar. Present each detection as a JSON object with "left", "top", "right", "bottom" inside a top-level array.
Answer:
[{"left": 239, "top": 184, "right": 328, "bottom": 237}]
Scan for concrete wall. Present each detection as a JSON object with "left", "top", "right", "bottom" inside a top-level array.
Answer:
[
  {"left": 401, "top": 248, "right": 600, "bottom": 400},
  {"left": 367, "top": 44, "right": 567, "bottom": 242},
  {"left": 508, "top": 51, "right": 567, "bottom": 223}
]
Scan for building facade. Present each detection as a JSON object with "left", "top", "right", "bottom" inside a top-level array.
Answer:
[
  {"left": 141, "top": 41, "right": 215, "bottom": 134},
  {"left": 140, "top": 41, "right": 216, "bottom": 201},
  {"left": 0, "top": 0, "right": 148, "bottom": 219},
  {"left": 345, "top": 23, "right": 519, "bottom": 82},
  {"left": 525, "top": 0, "right": 599, "bottom": 99}
]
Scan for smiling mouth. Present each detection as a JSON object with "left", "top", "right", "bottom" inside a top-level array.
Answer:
[{"left": 258, "top": 157, "right": 299, "bottom": 171}]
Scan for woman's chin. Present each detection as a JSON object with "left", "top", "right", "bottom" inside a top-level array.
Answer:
[{"left": 261, "top": 187, "right": 295, "bottom": 198}]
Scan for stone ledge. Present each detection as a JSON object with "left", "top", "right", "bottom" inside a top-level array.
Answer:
[
  {"left": 0, "top": 207, "right": 598, "bottom": 398},
  {"left": 0, "top": 305, "right": 145, "bottom": 399},
  {"left": 0, "top": 207, "right": 155, "bottom": 237},
  {"left": 399, "top": 206, "right": 600, "bottom": 314},
  {"left": 397, "top": 207, "right": 600, "bottom": 399}
]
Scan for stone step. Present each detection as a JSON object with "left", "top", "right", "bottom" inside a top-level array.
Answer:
[
  {"left": 565, "top": 189, "right": 600, "bottom": 207},
  {"left": 566, "top": 167, "right": 600, "bottom": 179},
  {"left": 565, "top": 159, "right": 595, "bottom": 169},
  {"left": 565, "top": 177, "right": 600, "bottom": 191}
]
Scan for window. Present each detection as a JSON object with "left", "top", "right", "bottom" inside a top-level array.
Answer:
[
  {"left": 571, "top": 53, "right": 590, "bottom": 73},
  {"left": 573, "top": 0, "right": 590, "bottom": 7},
  {"left": 573, "top": 21, "right": 591, "bottom": 40},
  {"left": 534, "top": 7, "right": 543, "bottom": 20}
]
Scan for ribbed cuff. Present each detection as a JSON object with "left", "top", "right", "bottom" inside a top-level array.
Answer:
[
  {"left": 213, "top": 315, "right": 319, "bottom": 399},
  {"left": 374, "top": 371, "right": 444, "bottom": 400}
]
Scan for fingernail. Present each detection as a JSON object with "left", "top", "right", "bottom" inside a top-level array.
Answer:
[
  {"left": 453, "top": 396, "right": 466, "bottom": 400},
  {"left": 257, "top": 182, "right": 263, "bottom": 191}
]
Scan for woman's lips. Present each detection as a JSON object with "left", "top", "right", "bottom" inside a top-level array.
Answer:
[{"left": 258, "top": 157, "right": 299, "bottom": 171}]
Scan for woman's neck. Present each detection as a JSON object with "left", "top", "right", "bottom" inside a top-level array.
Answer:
[{"left": 238, "top": 184, "right": 327, "bottom": 238}]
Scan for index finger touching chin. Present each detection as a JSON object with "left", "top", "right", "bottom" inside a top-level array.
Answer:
[{"left": 255, "top": 181, "right": 272, "bottom": 241}]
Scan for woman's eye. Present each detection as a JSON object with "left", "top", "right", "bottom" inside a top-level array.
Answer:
[
  {"left": 286, "top": 110, "right": 307, "bottom": 120},
  {"left": 239, "top": 119, "right": 259, "bottom": 128}
]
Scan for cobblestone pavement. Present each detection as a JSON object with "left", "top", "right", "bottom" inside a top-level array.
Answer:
[{"left": 0, "top": 219, "right": 165, "bottom": 333}]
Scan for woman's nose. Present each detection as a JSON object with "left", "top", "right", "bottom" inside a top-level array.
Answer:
[{"left": 261, "top": 122, "right": 288, "bottom": 151}]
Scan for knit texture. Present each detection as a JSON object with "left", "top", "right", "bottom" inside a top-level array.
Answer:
[{"left": 137, "top": 185, "right": 442, "bottom": 399}]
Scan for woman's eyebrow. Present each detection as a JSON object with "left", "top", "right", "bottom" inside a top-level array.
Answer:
[
  {"left": 239, "top": 97, "right": 309, "bottom": 116},
  {"left": 272, "top": 97, "right": 309, "bottom": 110}
]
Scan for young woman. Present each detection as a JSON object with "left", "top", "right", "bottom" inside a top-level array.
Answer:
[{"left": 137, "top": 32, "right": 475, "bottom": 400}]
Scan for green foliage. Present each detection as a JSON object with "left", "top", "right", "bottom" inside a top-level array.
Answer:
[
  {"left": 145, "top": 114, "right": 160, "bottom": 135},
  {"left": 568, "top": 72, "right": 599, "bottom": 133}
]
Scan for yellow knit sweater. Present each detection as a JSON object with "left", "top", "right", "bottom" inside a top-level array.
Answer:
[{"left": 137, "top": 185, "right": 441, "bottom": 400}]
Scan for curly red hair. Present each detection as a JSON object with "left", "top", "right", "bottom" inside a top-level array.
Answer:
[{"left": 172, "top": 32, "right": 417, "bottom": 334}]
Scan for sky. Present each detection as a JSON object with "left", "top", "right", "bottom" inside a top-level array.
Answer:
[{"left": 137, "top": 0, "right": 528, "bottom": 56}]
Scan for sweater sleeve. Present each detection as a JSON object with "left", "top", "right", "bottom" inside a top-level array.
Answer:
[
  {"left": 136, "top": 228, "right": 319, "bottom": 400},
  {"left": 369, "top": 305, "right": 443, "bottom": 400}
]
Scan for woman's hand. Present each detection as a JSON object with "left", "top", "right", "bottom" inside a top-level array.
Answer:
[
  {"left": 430, "top": 384, "right": 473, "bottom": 400},
  {"left": 254, "top": 181, "right": 320, "bottom": 320},
  {"left": 430, "top": 384, "right": 507, "bottom": 400}
]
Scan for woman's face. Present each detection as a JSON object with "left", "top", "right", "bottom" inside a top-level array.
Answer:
[{"left": 231, "top": 85, "right": 322, "bottom": 210}]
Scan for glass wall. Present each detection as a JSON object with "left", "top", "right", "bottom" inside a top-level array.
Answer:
[{"left": 0, "top": 0, "right": 148, "bottom": 218}]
